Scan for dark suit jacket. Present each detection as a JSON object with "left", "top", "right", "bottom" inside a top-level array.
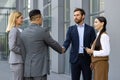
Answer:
[
  {"left": 21, "top": 23, "right": 62, "bottom": 77},
  {"left": 63, "top": 24, "right": 96, "bottom": 63}
]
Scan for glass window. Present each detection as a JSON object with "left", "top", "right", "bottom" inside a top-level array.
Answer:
[
  {"left": 0, "top": 0, "right": 16, "bottom": 32},
  {"left": 90, "top": 0, "right": 105, "bottom": 26},
  {"left": 43, "top": 0, "right": 51, "bottom": 30},
  {"left": 0, "top": 0, "right": 16, "bottom": 60},
  {"left": 43, "top": 0, "right": 51, "bottom": 6},
  {"left": 22, "top": 0, "right": 30, "bottom": 29},
  {"left": 23, "top": 0, "right": 30, "bottom": 18}
]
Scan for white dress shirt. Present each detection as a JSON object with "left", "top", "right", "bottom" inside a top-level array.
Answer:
[
  {"left": 18, "top": 28, "right": 22, "bottom": 32},
  {"left": 93, "top": 32, "right": 110, "bottom": 57}
]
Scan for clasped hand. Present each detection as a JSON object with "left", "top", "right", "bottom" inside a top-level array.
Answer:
[{"left": 85, "top": 48, "right": 93, "bottom": 55}]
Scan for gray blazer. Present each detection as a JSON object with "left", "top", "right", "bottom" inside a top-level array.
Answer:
[
  {"left": 8, "top": 27, "right": 24, "bottom": 64},
  {"left": 21, "top": 23, "right": 62, "bottom": 77}
]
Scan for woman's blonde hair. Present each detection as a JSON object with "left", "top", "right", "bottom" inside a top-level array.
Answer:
[{"left": 6, "top": 11, "right": 22, "bottom": 32}]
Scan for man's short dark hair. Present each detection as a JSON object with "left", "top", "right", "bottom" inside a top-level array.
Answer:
[
  {"left": 74, "top": 8, "right": 85, "bottom": 15},
  {"left": 29, "top": 9, "right": 41, "bottom": 21}
]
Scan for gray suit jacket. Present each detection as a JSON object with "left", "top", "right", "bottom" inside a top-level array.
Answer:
[
  {"left": 21, "top": 23, "right": 62, "bottom": 77},
  {"left": 8, "top": 27, "right": 24, "bottom": 64}
]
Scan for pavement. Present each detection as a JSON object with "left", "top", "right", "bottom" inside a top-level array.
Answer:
[{"left": 0, "top": 61, "right": 71, "bottom": 80}]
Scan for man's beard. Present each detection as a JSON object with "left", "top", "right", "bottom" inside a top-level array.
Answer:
[{"left": 74, "top": 19, "right": 82, "bottom": 24}]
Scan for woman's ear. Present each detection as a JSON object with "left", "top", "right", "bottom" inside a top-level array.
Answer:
[{"left": 101, "top": 22, "right": 104, "bottom": 26}]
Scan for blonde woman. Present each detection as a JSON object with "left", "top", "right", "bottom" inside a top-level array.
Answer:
[{"left": 6, "top": 11, "right": 24, "bottom": 80}]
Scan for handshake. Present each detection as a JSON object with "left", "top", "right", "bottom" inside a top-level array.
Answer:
[{"left": 61, "top": 46, "right": 65, "bottom": 54}]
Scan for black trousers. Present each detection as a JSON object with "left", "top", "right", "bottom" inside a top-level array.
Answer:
[{"left": 71, "top": 54, "right": 92, "bottom": 80}]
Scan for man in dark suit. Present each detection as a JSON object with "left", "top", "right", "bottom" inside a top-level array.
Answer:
[
  {"left": 63, "top": 8, "right": 96, "bottom": 80},
  {"left": 21, "top": 9, "right": 63, "bottom": 80}
]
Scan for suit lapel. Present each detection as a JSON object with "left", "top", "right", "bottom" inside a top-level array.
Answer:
[
  {"left": 84, "top": 24, "right": 88, "bottom": 43},
  {"left": 71, "top": 25, "right": 79, "bottom": 51},
  {"left": 73, "top": 25, "right": 79, "bottom": 41}
]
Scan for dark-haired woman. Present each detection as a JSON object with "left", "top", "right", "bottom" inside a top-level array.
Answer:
[{"left": 85, "top": 16, "right": 110, "bottom": 80}]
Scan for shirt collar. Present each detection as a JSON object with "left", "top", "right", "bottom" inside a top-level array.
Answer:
[
  {"left": 18, "top": 28, "right": 22, "bottom": 32},
  {"left": 76, "top": 23, "right": 85, "bottom": 27}
]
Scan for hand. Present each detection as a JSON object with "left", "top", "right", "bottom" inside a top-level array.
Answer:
[
  {"left": 85, "top": 48, "right": 93, "bottom": 55},
  {"left": 90, "top": 63, "right": 94, "bottom": 70},
  {"left": 62, "top": 47, "right": 65, "bottom": 53}
]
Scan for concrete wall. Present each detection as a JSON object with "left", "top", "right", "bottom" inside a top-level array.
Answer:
[{"left": 105, "top": 0, "right": 120, "bottom": 80}]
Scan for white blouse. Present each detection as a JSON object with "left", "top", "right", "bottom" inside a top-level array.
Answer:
[{"left": 93, "top": 33, "right": 110, "bottom": 57}]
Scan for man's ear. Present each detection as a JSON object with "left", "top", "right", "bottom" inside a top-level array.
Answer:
[{"left": 82, "top": 15, "right": 85, "bottom": 20}]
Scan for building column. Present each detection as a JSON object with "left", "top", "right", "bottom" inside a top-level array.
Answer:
[
  {"left": 51, "top": 0, "right": 65, "bottom": 73},
  {"left": 82, "top": 0, "right": 90, "bottom": 24},
  {"left": 30, "top": 0, "right": 38, "bottom": 10},
  {"left": 16, "top": 0, "right": 24, "bottom": 12}
]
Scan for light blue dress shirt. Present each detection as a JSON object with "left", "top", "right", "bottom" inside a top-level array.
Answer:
[{"left": 76, "top": 23, "right": 85, "bottom": 53}]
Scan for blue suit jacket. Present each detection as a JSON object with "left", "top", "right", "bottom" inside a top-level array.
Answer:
[{"left": 63, "top": 24, "right": 96, "bottom": 63}]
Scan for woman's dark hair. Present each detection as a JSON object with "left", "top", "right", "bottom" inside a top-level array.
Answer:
[{"left": 94, "top": 16, "right": 107, "bottom": 50}]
